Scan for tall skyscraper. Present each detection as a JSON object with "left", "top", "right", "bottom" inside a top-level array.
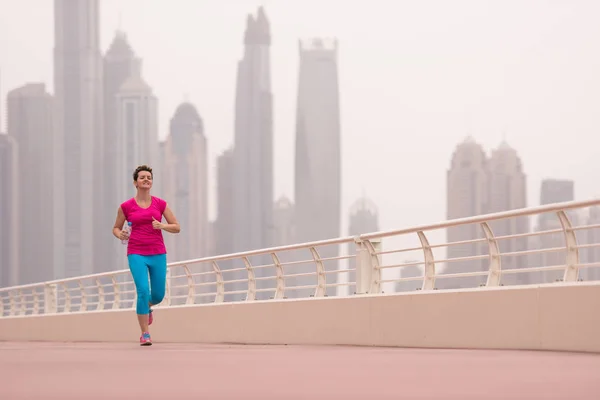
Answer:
[
  {"left": 215, "top": 148, "right": 240, "bottom": 299},
  {"left": 487, "top": 142, "right": 529, "bottom": 285},
  {"left": 346, "top": 197, "right": 379, "bottom": 295},
  {"left": 0, "top": 134, "right": 18, "bottom": 288},
  {"left": 6, "top": 83, "right": 54, "bottom": 284},
  {"left": 232, "top": 7, "right": 273, "bottom": 261},
  {"left": 106, "top": 76, "right": 158, "bottom": 272},
  {"left": 162, "top": 103, "right": 208, "bottom": 265},
  {"left": 114, "top": 76, "right": 158, "bottom": 202},
  {"left": 445, "top": 137, "right": 489, "bottom": 289},
  {"left": 102, "top": 31, "right": 143, "bottom": 273},
  {"left": 294, "top": 38, "right": 342, "bottom": 296},
  {"left": 54, "top": 0, "right": 104, "bottom": 278}
]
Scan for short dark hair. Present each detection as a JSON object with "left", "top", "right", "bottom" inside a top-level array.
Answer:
[{"left": 133, "top": 165, "right": 153, "bottom": 181}]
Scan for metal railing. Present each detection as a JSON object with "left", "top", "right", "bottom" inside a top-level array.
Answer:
[{"left": 2, "top": 198, "right": 600, "bottom": 317}]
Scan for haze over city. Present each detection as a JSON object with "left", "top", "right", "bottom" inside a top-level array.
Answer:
[
  {"left": 2, "top": 4, "right": 600, "bottom": 397},
  {"left": 1, "top": 0, "right": 600, "bottom": 290}
]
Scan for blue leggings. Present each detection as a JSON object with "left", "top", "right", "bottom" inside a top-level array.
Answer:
[{"left": 127, "top": 254, "right": 167, "bottom": 315}]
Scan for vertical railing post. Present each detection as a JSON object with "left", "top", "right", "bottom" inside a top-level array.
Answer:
[
  {"left": 369, "top": 238, "right": 383, "bottom": 293},
  {"left": 355, "top": 237, "right": 382, "bottom": 294},
  {"left": 44, "top": 284, "right": 57, "bottom": 314},
  {"left": 242, "top": 257, "right": 256, "bottom": 301},
  {"left": 9, "top": 291, "right": 16, "bottom": 316},
  {"left": 212, "top": 262, "right": 225, "bottom": 303},
  {"left": 165, "top": 268, "right": 172, "bottom": 306},
  {"left": 481, "top": 222, "right": 501, "bottom": 287},
  {"left": 354, "top": 237, "right": 369, "bottom": 294},
  {"left": 33, "top": 289, "right": 40, "bottom": 315},
  {"left": 182, "top": 265, "right": 196, "bottom": 305},
  {"left": 95, "top": 279, "right": 104, "bottom": 311},
  {"left": 557, "top": 210, "right": 580, "bottom": 282},
  {"left": 19, "top": 289, "right": 26, "bottom": 315},
  {"left": 111, "top": 276, "right": 120, "bottom": 309},
  {"left": 271, "top": 253, "right": 285, "bottom": 299},
  {"left": 417, "top": 231, "right": 436, "bottom": 290},
  {"left": 62, "top": 284, "right": 71, "bottom": 313},
  {"left": 78, "top": 280, "right": 87, "bottom": 312},
  {"left": 310, "top": 247, "right": 326, "bottom": 297}
]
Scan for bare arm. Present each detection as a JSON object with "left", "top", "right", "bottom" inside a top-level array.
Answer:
[
  {"left": 152, "top": 204, "right": 181, "bottom": 234},
  {"left": 113, "top": 207, "right": 129, "bottom": 240}
]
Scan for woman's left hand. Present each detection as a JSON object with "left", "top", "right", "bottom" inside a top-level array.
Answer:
[{"left": 152, "top": 216, "right": 164, "bottom": 230}]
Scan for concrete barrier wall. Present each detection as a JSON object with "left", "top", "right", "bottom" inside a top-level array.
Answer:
[{"left": 1, "top": 282, "right": 599, "bottom": 353}]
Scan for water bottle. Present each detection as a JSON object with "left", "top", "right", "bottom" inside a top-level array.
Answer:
[{"left": 121, "top": 221, "right": 132, "bottom": 245}]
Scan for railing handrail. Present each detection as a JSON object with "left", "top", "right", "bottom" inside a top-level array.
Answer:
[
  {"left": 2, "top": 198, "right": 599, "bottom": 294},
  {"left": 168, "top": 235, "right": 356, "bottom": 267},
  {"left": 361, "top": 198, "right": 600, "bottom": 239},
  {"left": 0, "top": 236, "right": 357, "bottom": 292}
]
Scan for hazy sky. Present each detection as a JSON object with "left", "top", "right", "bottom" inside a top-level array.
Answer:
[{"left": 1, "top": 0, "right": 599, "bottom": 252}]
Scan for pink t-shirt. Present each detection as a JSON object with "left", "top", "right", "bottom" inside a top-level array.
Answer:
[{"left": 120, "top": 196, "right": 168, "bottom": 256}]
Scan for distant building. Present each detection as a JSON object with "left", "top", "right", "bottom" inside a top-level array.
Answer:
[
  {"left": 530, "top": 179, "right": 575, "bottom": 283},
  {"left": 0, "top": 134, "right": 19, "bottom": 287},
  {"left": 54, "top": 0, "right": 104, "bottom": 279},
  {"left": 445, "top": 138, "right": 530, "bottom": 288},
  {"left": 487, "top": 142, "right": 529, "bottom": 285},
  {"left": 444, "top": 137, "right": 489, "bottom": 289},
  {"left": 232, "top": 7, "right": 274, "bottom": 258},
  {"left": 114, "top": 75, "right": 158, "bottom": 202},
  {"left": 6, "top": 83, "right": 54, "bottom": 284},
  {"left": 293, "top": 38, "right": 342, "bottom": 297},
  {"left": 162, "top": 103, "right": 209, "bottom": 265},
  {"left": 214, "top": 148, "right": 238, "bottom": 298},
  {"left": 102, "top": 31, "right": 144, "bottom": 272},
  {"left": 228, "top": 7, "right": 274, "bottom": 300}
]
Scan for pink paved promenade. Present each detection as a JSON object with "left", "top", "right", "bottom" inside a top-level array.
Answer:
[{"left": 1, "top": 342, "right": 599, "bottom": 399}]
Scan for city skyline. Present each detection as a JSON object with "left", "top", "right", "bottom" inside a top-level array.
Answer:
[
  {"left": 2, "top": 1, "right": 599, "bottom": 235},
  {"left": 1, "top": 1, "right": 600, "bottom": 288}
]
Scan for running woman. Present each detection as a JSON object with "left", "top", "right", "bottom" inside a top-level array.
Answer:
[{"left": 112, "top": 165, "right": 180, "bottom": 346}]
